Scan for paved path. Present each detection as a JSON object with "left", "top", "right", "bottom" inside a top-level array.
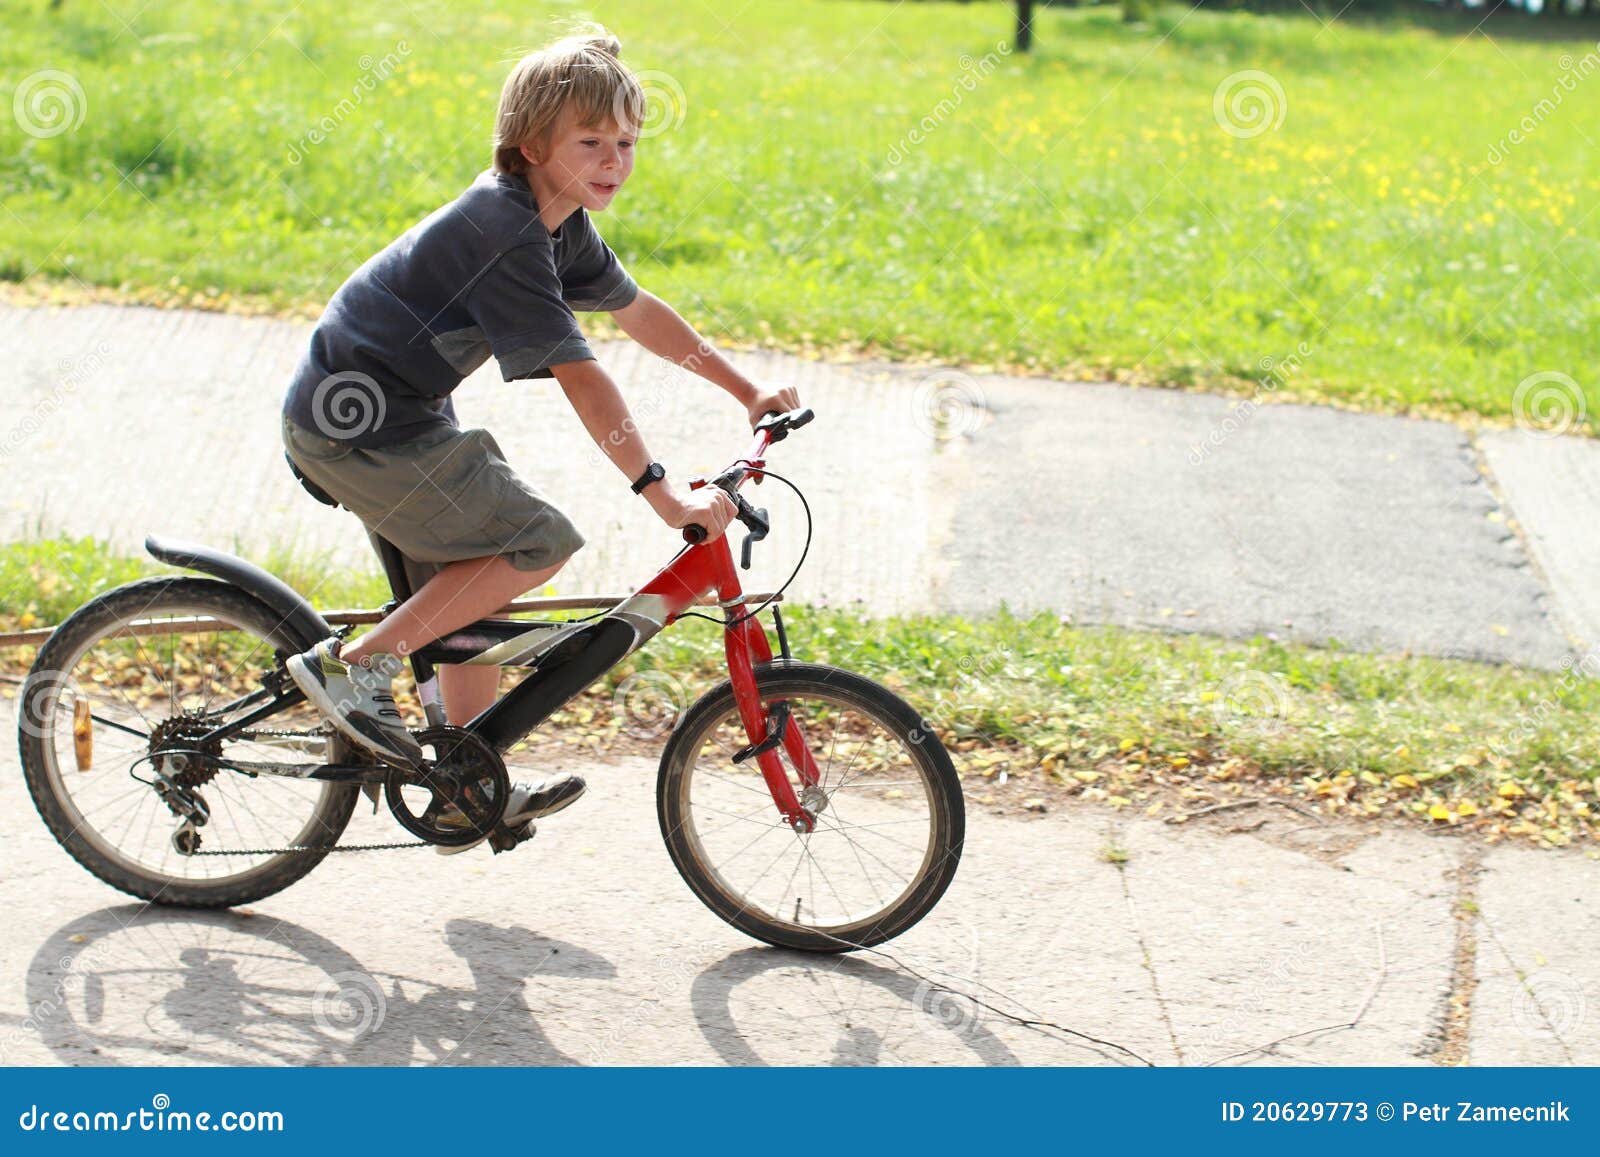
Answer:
[
  {"left": 3, "top": 301, "right": 1598, "bottom": 668},
  {"left": 0, "top": 700, "right": 1592, "bottom": 1067}
]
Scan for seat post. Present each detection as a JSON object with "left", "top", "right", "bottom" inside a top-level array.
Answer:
[{"left": 372, "top": 535, "right": 447, "bottom": 729}]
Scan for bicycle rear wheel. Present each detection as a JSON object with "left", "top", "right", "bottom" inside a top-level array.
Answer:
[
  {"left": 657, "top": 662, "right": 964, "bottom": 952},
  {"left": 17, "top": 577, "right": 359, "bottom": 907}
]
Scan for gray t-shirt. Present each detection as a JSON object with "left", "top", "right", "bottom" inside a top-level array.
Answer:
[{"left": 284, "top": 168, "right": 638, "bottom": 448}]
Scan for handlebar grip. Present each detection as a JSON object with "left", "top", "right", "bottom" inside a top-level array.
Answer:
[{"left": 682, "top": 524, "right": 708, "bottom": 545}]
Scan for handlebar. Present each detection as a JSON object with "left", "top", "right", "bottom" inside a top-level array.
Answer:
[{"left": 680, "top": 407, "right": 813, "bottom": 545}]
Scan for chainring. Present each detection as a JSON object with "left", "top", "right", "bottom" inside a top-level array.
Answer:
[{"left": 384, "top": 726, "right": 510, "bottom": 848}]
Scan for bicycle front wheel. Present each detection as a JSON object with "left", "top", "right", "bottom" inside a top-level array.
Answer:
[{"left": 657, "top": 662, "right": 964, "bottom": 952}]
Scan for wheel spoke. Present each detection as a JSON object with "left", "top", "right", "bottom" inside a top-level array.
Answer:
[
  {"left": 25, "top": 591, "right": 347, "bottom": 895},
  {"left": 672, "top": 682, "right": 959, "bottom": 942}
]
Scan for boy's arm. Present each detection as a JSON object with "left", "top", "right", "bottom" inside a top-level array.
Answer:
[
  {"left": 550, "top": 358, "right": 737, "bottom": 536},
  {"left": 609, "top": 289, "right": 799, "bottom": 424}
]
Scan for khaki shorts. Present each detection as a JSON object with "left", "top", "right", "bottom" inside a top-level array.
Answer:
[{"left": 281, "top": 414, "right": 584, "bottom": 581}]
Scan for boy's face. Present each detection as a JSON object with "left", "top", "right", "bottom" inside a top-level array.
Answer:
[{"left": 523, "top": 107, "right": 636, "bottom": 213}]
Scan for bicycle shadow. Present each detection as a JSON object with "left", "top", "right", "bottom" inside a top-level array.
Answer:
[
  {"left": 15, "top": 906, "right": 614, "bottom": 1067},
  {"left": 689, "top": 946, "right": 1026, "bottom": 1066}
]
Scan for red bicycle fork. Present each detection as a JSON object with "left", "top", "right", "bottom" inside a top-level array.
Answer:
[
  {"left": 724, "top": 614, "right": 823, "bottom": 831},
  {"left": 640, "top": 502, "right": 823, "bottom": 832}
]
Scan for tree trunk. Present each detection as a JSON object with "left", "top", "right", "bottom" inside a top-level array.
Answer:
[{"left": 1016, "top": 0, "right": 1035, "bottom": 53}]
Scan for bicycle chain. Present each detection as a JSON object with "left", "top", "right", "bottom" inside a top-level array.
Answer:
[
  {"left": 236, "top": 726, "right": 333, "bottom": 741},
  {"left": 193, "top": 727, "right": 417, "bottom": 853},
  {"left": 190, "top": 840, "right": 428, "bottom": 856}
]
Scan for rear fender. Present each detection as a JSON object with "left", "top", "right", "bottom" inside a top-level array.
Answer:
[{"left": 144, "top": 534, "right": 332, "bottom": 648}]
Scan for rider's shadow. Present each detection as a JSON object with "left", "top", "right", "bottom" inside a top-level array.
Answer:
[
  {"left": 19, "top": 906, "right": 615, "bottom": 1067},
  {"left": 391, "top": 918, "right": 616, "bottom": 1066}
]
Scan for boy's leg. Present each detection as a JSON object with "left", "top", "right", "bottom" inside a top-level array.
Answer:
[
  {"left": 436, "top": 664, "right": 501, "bottom": 725},
  {"left": 340, "top": 552, "right": 567, "bottom": 668}
]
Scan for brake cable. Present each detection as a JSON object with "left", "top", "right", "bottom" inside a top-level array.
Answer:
[{"left": 674, "top": 466, "right": 812, "bottom": 629}]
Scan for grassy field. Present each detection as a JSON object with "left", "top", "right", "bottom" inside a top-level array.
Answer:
[
  {"left": 1, "top": 1, "right": 1596, "bottom": 424},
  {"left": 2, "top": 537, "right": 1595, "bottom": 849}
]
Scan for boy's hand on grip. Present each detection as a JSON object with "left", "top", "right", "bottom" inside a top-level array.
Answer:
[
  {"left": 745, "top": 384, "right": 801, "bottom": 430},
  {"left": 647, "top": 482, "right": 737, "bottom": 541}
]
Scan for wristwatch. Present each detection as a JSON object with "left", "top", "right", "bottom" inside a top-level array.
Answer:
[{"left": 630, "top": 461, "right": 666, "bottom": 494}]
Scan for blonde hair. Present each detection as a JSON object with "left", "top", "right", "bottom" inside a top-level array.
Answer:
[{"left": 493, "top": 27, "right": 645, "bottom": 175}]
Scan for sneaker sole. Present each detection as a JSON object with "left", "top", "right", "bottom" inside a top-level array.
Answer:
[
  {"left": 504, "top": 782, "right": 586, "bottom": 826},
  {"left": 286, "top": 652, "right": 421, "bottom": 768},
  {"left": 436, "top": 821, "right": 535, "bottom": 857},
  {"left": 433, "top": 779, "right": 585, "bottom": 856}
]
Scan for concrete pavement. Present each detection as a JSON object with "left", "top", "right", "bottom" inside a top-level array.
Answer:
[{"left": 1, "top": 697, "right": 1592, "bottom": 1067}]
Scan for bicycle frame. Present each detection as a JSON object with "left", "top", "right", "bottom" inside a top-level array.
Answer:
[
  {"left": 214, "top": 417, "right": 827, "bottom": 831},
  {"left": 459, "top": 519, "right": 820, "bottom": 827}
]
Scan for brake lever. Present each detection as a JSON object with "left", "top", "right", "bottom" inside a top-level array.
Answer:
[{"left": 740, "top": 506, "right": 770, "bottom": 570}]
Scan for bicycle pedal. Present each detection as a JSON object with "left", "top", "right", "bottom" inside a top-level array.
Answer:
[{"left": 487, "top": 821, "right": 536, "bottom": 855}]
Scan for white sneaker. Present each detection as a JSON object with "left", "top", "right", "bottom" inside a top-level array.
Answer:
[
  {"left": 434, "top": 773, "right": 587, "bottom": 855},
  {"left": 286, "top": 638, "right": 424, "bottom": 768}
]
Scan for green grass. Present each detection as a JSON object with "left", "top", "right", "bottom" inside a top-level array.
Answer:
[
  {"left": 2, "top": 2, "right": 1596, "bottom": 424},
  {"left": 2, "top": 536, "right": 1595, "bottom": 846}
]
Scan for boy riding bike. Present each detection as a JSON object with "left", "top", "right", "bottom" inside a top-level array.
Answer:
[{"left": 281, "top": 28, "right": 800, "bottom": 851}]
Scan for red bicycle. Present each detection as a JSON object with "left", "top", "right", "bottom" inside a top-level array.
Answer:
[{"left": 19, "top": 409, "right": 964, "bottom": 952}]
